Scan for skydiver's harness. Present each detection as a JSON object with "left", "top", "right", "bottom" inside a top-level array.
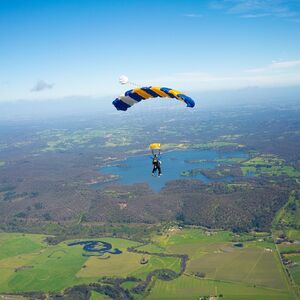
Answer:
[
  {"left": 152, "top": 157, "right": 159, "bottom": 165},
  {"left": 152, "top": 151, "right": 162, "bottom": 175},
  {"left": 151, "top": 150, "right": 161, "bottom": 165}
]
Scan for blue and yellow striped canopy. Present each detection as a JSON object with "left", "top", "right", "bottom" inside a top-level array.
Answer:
[{"left": 112, "top": 86, "right": 195, "bottom": 111}]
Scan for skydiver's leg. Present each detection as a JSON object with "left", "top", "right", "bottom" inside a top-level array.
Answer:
[
  {"left": 152, "top": 165, "right": 156, "bottom": 175},
  {"left": 157, "top": 165, "right": 161, "bottom": 176}
]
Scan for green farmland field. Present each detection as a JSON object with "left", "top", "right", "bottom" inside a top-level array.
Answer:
[
  {"left": 146, "top": 275, "right": 291, "bottom": 300},
  {"left": 0, "top": 229, "right": 296, "bottom": 299}
]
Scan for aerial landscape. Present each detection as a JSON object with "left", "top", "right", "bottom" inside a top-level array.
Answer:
[{"left": 0, "top": 1, "right": 300, "bottom": 299}]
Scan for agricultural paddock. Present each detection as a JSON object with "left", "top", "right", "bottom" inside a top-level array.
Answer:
[
  {"left": 151, "top": 228, "right": 292, "bottom": 298},
  {"left": 187, "top": 245, "right": 286, "bottom": 289},
  {"left": 0, "top": 234, "right": 142, "bottom": 293},
  {"left": 0, "top": 229, "right": 295, "bottom": 299},
  {"left": 0, "top": 234, "right": 180, "bottom": 294},
  {"left": 90, "top": 290, "right": 111, "bottom": 300},
  {"left": 146, "top": 275, "right": 290, "bottom": 300}
]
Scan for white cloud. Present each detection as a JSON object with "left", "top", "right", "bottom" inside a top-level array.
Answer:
[
  {"left": 271, "top": 60, "right": 300, "bottom": 68},
  {"left": 245, "top": 59, "right": 300, "bottom": 73},
  {"left": 146, "top": 60, "right": 300, "bottom": 91},
  {"left": 210, "top": 0, "right": 300, "bottom": 20},
  {"left": 240, "top": 13, "right": 271, "bottom": 18},
  {"left": 182, "top": 13, "right": 203, "bottom": 18},
  {"left": 31, "top": 80, "right": 54, "bottom": 92}
]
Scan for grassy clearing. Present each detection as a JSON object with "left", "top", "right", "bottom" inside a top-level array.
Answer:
[
  {"left": 0, "top": 233, "right": 45, "bottom": 260},
  {"left": 216, "top": 157, "right": 247, "bottom": 163},
  {"left": 187, "top": 246, "right": 286, "bottom": 289},
  {"left": 0, "top": 235, "right": 141, "bottom": 293},
  {"left": 131, "top": 255, "right": 181, "bottom": 280},
  {"left": 285, "top": 253, "right": 300, "bottom": 285},
  {"left": 0, "top": 234, "right": 180, "bottom": 294},
  {"left": 152, "top": 228, "right": 289, "bottom": 293},
  {"left": 287, "top": 230, "right": 300, "bottom": 240},
  {"left": 278, "top": 243, "right": 300, "bottom": 254},
  {"left": 77, "top": 251, "right": 146, "bottom": 278},
  {"left": 289, "top": 265, "right": 300, "bottom": 285},
  {"left": 4, "top": 241, "right": 88, "bottom": 292},
  {"left": 154, "top": 228, "right": 233, "bottom": 248},
  {"left": 274, "top": 191, "right": 300, "bottom": 229},
  {"left": 90, "top": 290, "right": 111, "bottom": 299},
  {"left": 241, "top": 154, "right": 300, "bottom": 179},
  {"left": 135, "top": 243, "right": 166, "bottom": 253},
  {"left": 38, "top": 128, "right": 134, "bottom": 152},
  {"left": 153, "top": 228, "right": 233, "bottom": 258},
  {"left": 146, "top": 275, "right": 290, "bottom": 300},
  {"left": 0, "top": 230, "right": 294, "bottom": 298},
  {"left": 0, "top": 295, "right": 28, "bottom": 300},
  {"left": 192, "top": 141, "right": 244, "bottom": 150},
  {"left": 272, "top": 190, "right": 300, "bottom": 294}
]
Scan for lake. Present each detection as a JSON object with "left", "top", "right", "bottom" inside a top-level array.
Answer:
[{"left": 99, "top": 149, "right": 248, "bottom": 192}]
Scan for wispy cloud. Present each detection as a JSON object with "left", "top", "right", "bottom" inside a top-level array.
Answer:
[
  {"left": 210, "top": 0, "right": 300, "bottom": 20},
  {"left": 146, "top": 59, "right": 300, "bottom": 91},
  {"left": 271, "top": 60, "right": 300, "bottom": 68},
  {"left": 31, "top": 80, "right": 54, "bottom": 92},
  {"left": 245, "top": 59, "right": 300, "bottom": 73},
  {"left": 240, "top": 13, "right": 271, "bottom": 18},
  {"left": 182, "top": 13, "right": 203, "bottom": 18}
]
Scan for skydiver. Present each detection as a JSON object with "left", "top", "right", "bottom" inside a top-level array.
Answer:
[{"left": 152, "top": 154, "right": 162, "bottom": 177}]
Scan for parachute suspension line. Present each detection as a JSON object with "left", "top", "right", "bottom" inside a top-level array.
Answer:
[
  {"left": 151, "top": 149, "right": 161, "bottom": 156},
  {"left": 127, "top": 81, "right": 140, "bottom": 87},
  {"left": 119, "top": 75, "right": 140, "bottom": 87}
]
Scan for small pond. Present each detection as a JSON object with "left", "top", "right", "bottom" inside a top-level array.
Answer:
[{"left": 68, "top": 240, "right": 122, "bottom": 256}]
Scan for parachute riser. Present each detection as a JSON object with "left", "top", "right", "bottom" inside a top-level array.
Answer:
[{"left": 151, "top": 149, "right": 161, "bottom": 156}]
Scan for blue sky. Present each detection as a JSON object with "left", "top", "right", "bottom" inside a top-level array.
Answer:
[{"left": 1, "top": 0, "right": 300, "bottom": 101}]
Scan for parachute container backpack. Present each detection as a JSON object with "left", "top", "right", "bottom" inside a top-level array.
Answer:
[{"left": 112, "top": 86, "right": 195, "bottom": 111}]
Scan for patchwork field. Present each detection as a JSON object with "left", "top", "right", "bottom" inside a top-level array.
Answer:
[
  {"left": 0, "top": 233, "right": 181, "bottom": 296},
  {"left": 152, "top": 228, "right": 294, "bottom": 299},
  {"left": 240, "top": 154, "right": 300, "bottom": 180},
  {"left": 146, "top": 275, "right": 291, "bottom": 300},
  {"left": 0, "top": 229, "right": 296, "bottom": 299}
]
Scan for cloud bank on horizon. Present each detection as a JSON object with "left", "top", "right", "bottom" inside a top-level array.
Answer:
[{"left": 0, "top": 0, "right": 300, "bottom": 102}]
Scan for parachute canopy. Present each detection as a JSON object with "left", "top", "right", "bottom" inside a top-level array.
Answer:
[
  {"left": 150, "top": 143, "right": 161, "bottom": 150},
  {"left": 112, "top": 86, "right": 195, "bottom": 111}
]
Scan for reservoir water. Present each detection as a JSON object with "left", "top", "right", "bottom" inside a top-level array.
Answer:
[{"left": 99, "top": 149, "right": 248, "bottom": 192}]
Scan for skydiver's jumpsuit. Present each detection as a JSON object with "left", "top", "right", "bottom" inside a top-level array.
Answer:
[{"left": 152, "top": 156, "right": 162, "bottom": 176}]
